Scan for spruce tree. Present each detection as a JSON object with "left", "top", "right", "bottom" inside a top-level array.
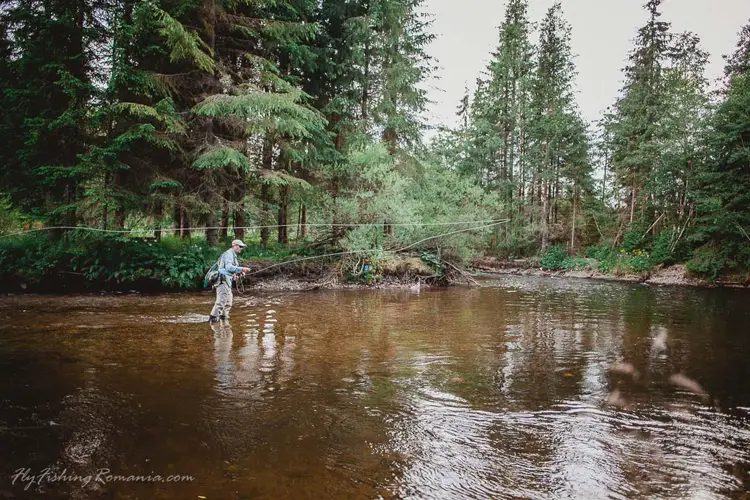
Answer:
[
  {"left": 527, "top": 2, "right": 581, "bottom": 251},
  {"left": 605, "top": 0, "right": 671, "bottom": 234},
  {"left": 690, "top": 19, "right": 750, "bottom": 278},
  {"left": 0, "top": 0, "right": 100, "bottom": 231},
  {"left": 465, "top": 0, "right": 534, "bottom": 237}
]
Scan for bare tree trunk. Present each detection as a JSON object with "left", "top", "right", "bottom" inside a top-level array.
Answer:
[
  {"left": 260, "top": 183, "right": 270, "bottom": 249},
  {"left": 541, "top": 179, "right": 549, "bottom": 252},
  {"left": 234, "top": 200, "right": 245, "bottom": 240},
  {"left": 301, "top": 204, "right": 307, "bottom": 239},
  {"left": 220, "top": 199, "right": 229, "bottom": 240},
  {"left": 205, "top": 210, "right": 218, "bottom": 247},
  {"left": 180, "top": 209, "right": 191, "bottom": 239},
  {"left": 260, "top": 136, "right": 274, "bottom": 248},
  {"left": 331, "top": 177, "right": 341, "bottom": 242},
  {"left": 102, "top": 172, "right": 109, "bottom": 230},
  {"left": 172, "top": 205, "right": 181, "bottom": 237},
  {"left": 570, "top": 181, "right": 577, "bottom": 251},
  {"left": 152, "top": 200, "right": 163, "bottom": 241},
  {"left": 114, "top": 170, "right": 126, "bottom": 229},
  {"left": 277, "top": 185, "right": 289, "bottom": 245},
  {"left": 296, "top": 203, "right": 302, "bottom": 242},
  {"left": 629, "top": 180, "right": 637, "bottom": 225}
]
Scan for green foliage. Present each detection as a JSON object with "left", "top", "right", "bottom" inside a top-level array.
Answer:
[
  {"left": 539, "top": 244, "right": 589, "bottom": 271},
  {"left": 686, "top": 244, "right": 737, "bottom": 280},
  {"left": 0, "top": 233, "right": 218, "bottom": 291},
  {"left": 1, "top": 0, "right": 748, "bottom": 290},
  {"left": 620, "top": 220, "right": 648, "bottom": 253},
  {"left": 193, "top": 147, "right": 254, "bottom": 172},
  {"left": 0, "top": 194, "right": 27, "bottom": 232},
  {"left": 650, "top": 231, "right": 674, "bottom": 266},
  {"left": 540, "top": 244, "right": 567, "bottom": 270},
  {"left": 621, "top": 249, "right": 652, "bottom": 273},
  {"left": 139, "top": 3, "right": 215, "bottom": 73},
  {"left": 420, "top": 251, "right": 445, "bottom": 277},
  {"left": 586, "top": 242, "right": 615, "bottom": 261}
]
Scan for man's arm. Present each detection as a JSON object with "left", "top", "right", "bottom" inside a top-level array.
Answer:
[{"left": 220, "top": 251, "right": 249, "bottom": 275}]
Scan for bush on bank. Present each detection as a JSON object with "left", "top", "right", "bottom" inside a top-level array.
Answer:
[{"left": 0, "top": 232, "right": 220, "bottom": 292}]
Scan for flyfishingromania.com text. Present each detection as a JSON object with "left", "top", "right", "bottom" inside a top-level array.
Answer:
[{"left": 12, "top": 467, "right": 195, "bottom": 490}]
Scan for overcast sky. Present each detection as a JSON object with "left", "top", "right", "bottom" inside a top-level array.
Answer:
[{"left": 422, "top": 0, "right": 750, "bottom": 133}]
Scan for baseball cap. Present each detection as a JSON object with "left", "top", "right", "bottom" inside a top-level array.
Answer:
[{"left": 232, "top": 239, "right": 247, "bottom": 247}]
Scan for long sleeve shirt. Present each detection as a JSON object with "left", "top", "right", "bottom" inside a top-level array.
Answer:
[{"left": 218, "top": 249, "right": 243, "bottom": 281}]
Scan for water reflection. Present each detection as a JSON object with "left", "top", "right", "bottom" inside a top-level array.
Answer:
[{"left": 0, "top": 279, "right": 749, "bottom": 498}]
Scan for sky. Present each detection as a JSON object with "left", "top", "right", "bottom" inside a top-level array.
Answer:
[{"left": 422, "top": 0, "right": 750, "bottom": 133}]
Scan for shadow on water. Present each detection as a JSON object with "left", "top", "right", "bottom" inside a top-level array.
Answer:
[{"left": 0, "top": 277, "right": 749, "bottom": 499}]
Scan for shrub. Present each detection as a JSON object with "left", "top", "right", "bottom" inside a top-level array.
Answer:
[
  {"left": 540, "top": 244, "right": 568, "bottom": 271},
  {"left": 561, "top": 256, "right": 588, "bottom": 271},
  {"left": 0, "top": 233, "right": 218, "bottom": 291},
  {"left": 650, "top": 231, "right": 674, "bottom": 266},
  {"left": 586, "top": 242, "right": 615, "bottom": 262},
  {"left": 687, "top": 244, "right": 732, "bottom": 280}
]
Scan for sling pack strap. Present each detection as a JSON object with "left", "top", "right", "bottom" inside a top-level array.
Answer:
[{"left": 203, "top": 254, "right": 224, "bottom": 289}]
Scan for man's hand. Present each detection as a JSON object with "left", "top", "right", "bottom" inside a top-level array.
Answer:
[{"left": 242, "top": 267, "right": 251, "bottom": 274}]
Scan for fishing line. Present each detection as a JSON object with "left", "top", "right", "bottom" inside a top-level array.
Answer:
[
  {"left": 0, "top": 219, "right": 509, "bottom": 239},
  {"left": 239, "top": 219, "right": 510, "bottom": 278}
]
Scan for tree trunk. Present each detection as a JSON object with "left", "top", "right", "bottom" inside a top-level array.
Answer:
[
  {"left": 570, "top": 181, "right": 577, "bottom": 251},
  {"left": 331, "top": 177, "right": 341, "bottom": 242},
  {"left": 102, "top": 172, "right": 109, "bottom": 230},
  {"left": 629, "top": 180, "right": 637, "bottom": 225},
  {"left": 220, "top": 199, "right": 229, "bottom": 240},
  {"left": 541, "top": 179, "right": 549, "bottom": 252},
  {"left": 277, "top": 185, "right": 289, "bottom": 245},
  {"left": 552, "top": 157, "right": 560, "bottom": 224},
  {"left": 205, "top": 209, "right": 218, "bottom": 247},
  {"left": 362, "top": 38, "right": 370, "bottom": 120},
  {"left": 602, "top": 150, "right": 609, "bottom": 199},
  {"left": 173, "top": 205, "right": 181, "bottom": 236},
  {"left": 152, "top": 200, "right": 163, "bottom": 241},
  {"left": 260, "top": 136, "right": 274, "bottom": 248},
  {"left": 301, "top": 204, "right": 307, "bottom": 239},
  {"left": 234, "top": 200, "right": 245, "bottom": 240},
  {"left": 180, "top": 209, "right": 191, "bottom": 239},
  {"left": 260, "top": 183, "right": 271, "bottom": 249}
]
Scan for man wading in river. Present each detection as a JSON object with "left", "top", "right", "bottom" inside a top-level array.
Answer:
[{"left": 209, "top": 240, "right": 251, "bottom": 324}]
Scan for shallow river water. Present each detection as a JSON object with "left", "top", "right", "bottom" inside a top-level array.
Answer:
[{"left": 1, "top": 276, "right": 749, "bottom": 499}]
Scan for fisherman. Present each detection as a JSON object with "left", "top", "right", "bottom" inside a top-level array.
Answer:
[{"left": 208, "top": 239, "right": 251, "bottom": 324}]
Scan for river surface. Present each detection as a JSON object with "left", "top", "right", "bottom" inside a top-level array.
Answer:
[{"left": 1, "top": 277, "right": 749, "bottom": 499}]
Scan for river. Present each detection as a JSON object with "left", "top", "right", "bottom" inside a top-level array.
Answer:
[{"left": 1, "top": 276, "right": 749, "bottom": 499}]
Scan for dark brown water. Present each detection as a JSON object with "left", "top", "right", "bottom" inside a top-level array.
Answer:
[{"left": 1, "top": 277, "right": 750, "bottom": 499}]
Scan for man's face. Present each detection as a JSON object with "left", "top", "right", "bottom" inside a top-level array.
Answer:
[{"left": 233, "top": 244, "right": 243, "bottom": 254}]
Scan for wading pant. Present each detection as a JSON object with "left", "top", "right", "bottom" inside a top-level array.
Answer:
[{"left": 210, "top": 280, "right": 233, "bottom": 319}]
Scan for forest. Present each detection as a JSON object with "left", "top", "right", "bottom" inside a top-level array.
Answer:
[{"left": 0, "top": 0, "right": 749, "bottom": 289}]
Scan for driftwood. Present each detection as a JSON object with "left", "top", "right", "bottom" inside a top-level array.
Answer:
[{"left": 443, "top": 260, "right": 480, "bottom": 287}]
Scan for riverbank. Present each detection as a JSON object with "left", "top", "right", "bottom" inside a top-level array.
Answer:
[
  {"left": 1, "top": 230, "right": 746, "bottom": 293},
  {"left": 469, "top": 257, "right": 750, "bottom": 289}
]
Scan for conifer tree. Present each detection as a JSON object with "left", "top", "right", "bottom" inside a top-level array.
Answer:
[
  {"left": 605, "top": 0, "right": 671, "bottom": 234},
  {"left": 465, "top": 0, "right": 534, "bottom": 229},
  {"left": 527, "top": 2, "right": 582, "bottom": 251},
  {"left": 690, "top": 19, "right": 750, "bottom": 277},
  {"left": 0, "top": 0, "right": 101, "bottom": 232}
]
